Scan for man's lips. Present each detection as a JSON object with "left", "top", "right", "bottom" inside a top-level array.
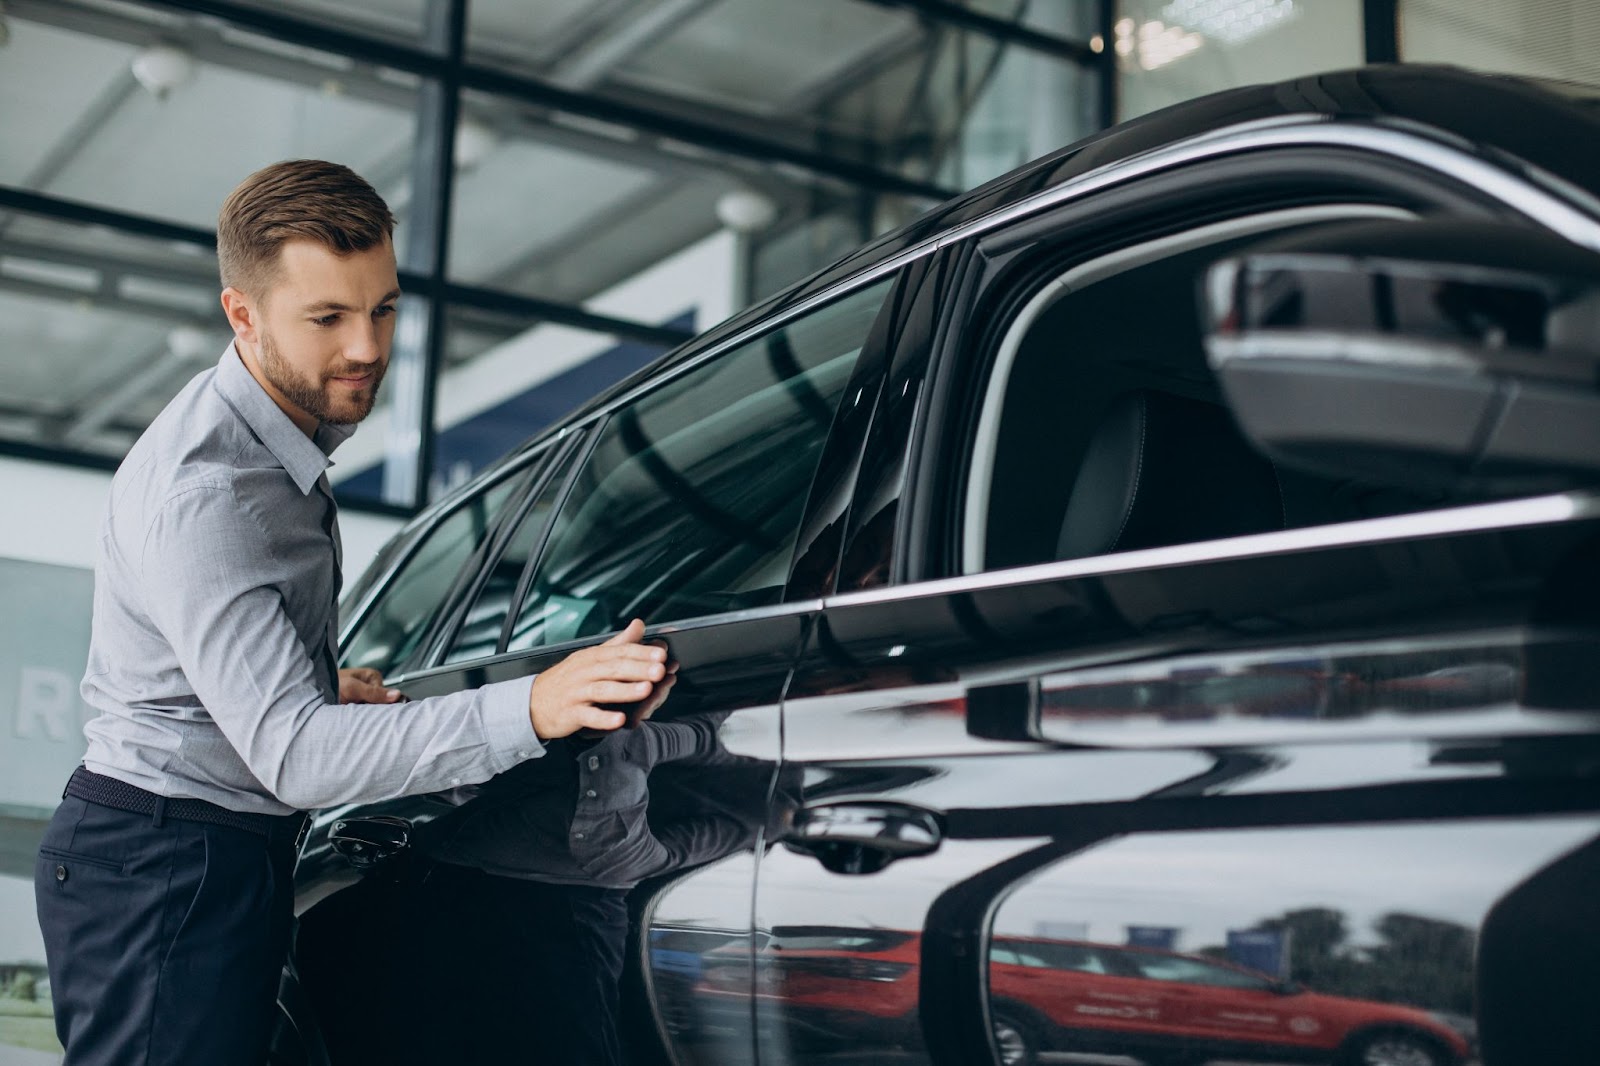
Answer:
[{"left": 331, "top": 372, "right": 376, "bottom": 387}]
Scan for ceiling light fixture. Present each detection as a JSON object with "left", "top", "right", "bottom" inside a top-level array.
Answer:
[
  {"left": 1116, "top": 18, "right": 1204, "bottom": 70},
  {"left": 131, "top": 44, "right": 196, "bottom": 99},
  {"left": 453, "top": 118, "right": 499, "bottom": 171},
  {"left": 1160, "top": 0, "right": 1298, "bottom": 46},
  {"left": 715, "top": 189, "right": 779, "bottom": 234}
]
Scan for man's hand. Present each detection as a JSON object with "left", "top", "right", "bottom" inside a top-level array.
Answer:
[
  {"left": 339, "top": 667, "right": 404, "bottom": 704},
  {"left": 528, "top": 618, "right": 668, "bottom": 740}
]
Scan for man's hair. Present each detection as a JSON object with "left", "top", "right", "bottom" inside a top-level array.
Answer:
[{"left": 217, "top": 159, "right": 395, "bottom": 297}]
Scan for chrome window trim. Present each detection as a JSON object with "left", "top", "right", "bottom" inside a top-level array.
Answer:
[
  {"left": 382, "top": 597, "right": 823, "bottom": 687},
  {"left": 552, "top": 263, "right": 915, "bottom": 443},
  {"left": 934, "top": 116, "right": 1600, "bottom": 253},
  {"left": 826, "top": 492, "right": 1600, "bottom": 610}
]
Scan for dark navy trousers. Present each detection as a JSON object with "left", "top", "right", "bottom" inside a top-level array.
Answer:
[{"left": 35, "top": 795, "right": 300, "bottom": 1066}]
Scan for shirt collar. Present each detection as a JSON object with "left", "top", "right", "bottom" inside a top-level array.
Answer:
[{"left": 214, "top": 343, "right": 355, "bottom": 496}]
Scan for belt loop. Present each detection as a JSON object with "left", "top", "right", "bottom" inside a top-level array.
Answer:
[{"left": 152, "top": 796, "right": 167, "bottom": 828}]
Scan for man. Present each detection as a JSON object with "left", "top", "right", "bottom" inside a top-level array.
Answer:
[{"left": 34, "top": 159, "right": 669, "bottom": 1065}]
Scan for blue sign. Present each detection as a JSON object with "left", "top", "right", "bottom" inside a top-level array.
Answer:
[
  {"left": 1126, "top": 926, "right": 1181, "bottom": 950},
  {"left": 1227, "top": 928, "right": 1290, "bottom": 978}
]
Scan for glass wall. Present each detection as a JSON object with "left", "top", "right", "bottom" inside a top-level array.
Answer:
[
  {"left": 0, "top": 0, "right": 1105, "bottom": 514},
  {"left": 1401, "top": 0, "right": 1600, "bottom": 86},
  {"left": 1113, "top": 0, "right": 1365, "bottom": 120}
]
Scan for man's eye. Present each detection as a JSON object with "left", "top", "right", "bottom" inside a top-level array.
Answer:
[
  {"left": 312, "top": 314, "right": 340, "bottom": 328},
  {"left": 374, "top": 305, "right": 397, "bottom": 319}
]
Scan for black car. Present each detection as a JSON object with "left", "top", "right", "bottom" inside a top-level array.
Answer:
[{"left": 278, "top": 65, "right": 1600, "bottom": 1066}]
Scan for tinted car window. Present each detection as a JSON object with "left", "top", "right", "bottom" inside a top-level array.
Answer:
[
  {"left": 341, "top": 470, "right": 525, "bottom": 676},
  {"left": 972, "top": 212, "right": 1457, "bottom": 573},
  {"left": 1122, "top": 952, "right": 1274, "bottom": 989},
  {"left": 505, "top": 277, "right": 893, "bottom": 651},
  {"left": 440, "top": 445, "right": 580, "bottom": 665}
]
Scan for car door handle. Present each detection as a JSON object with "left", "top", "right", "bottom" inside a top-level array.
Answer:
[
  {"left": 783, "top": 802, "right": 943, "bottom": 875},
  {"left": 330, "top": 815, "right": 412, "bottom": 874}
]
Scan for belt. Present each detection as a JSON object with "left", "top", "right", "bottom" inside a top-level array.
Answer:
[{"left": 64, "top": 767, "right": 307, "bottom": 840}]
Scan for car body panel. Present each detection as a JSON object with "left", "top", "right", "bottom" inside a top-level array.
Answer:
[{"left": 292, "top": 65, "right": 1600, "bottom": 1066}]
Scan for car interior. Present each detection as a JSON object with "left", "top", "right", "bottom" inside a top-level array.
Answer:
[{"left": 966, "top": 206, "right": 1475, "bottom": 575}]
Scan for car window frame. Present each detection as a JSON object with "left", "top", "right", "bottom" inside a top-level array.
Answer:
[
  {"left": 413, "top": 428, "right": 593, "bottom": 671},
  {"left": 495, "top": 275, "right": 903, "bottom": 655},
  {"left": 885, "top": 128, "right": 1600, "bottom": 590},
  {"left": 379, "top": 266, "right": 913, "bottom": 683},
  {"left": 336, "top": 441, "right": 557, "bottom": 676},
  {"left": 959, "top": 200, "right": 1421, "bottom": 576}
]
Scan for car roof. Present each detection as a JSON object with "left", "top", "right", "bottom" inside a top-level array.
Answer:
[{"left": 460, "top": 64, "right": 1600, "bottom": 504}]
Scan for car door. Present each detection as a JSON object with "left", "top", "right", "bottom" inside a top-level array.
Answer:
[
  {"left": 760, "top": 124, "right": 1600, "bottom": 1066},
  {"left": 292, "top": 268, "right": 920, "bottom": 1066}
]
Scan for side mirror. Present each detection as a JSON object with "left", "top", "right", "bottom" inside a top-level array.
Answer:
[{"left": 1201, "top": 220, "right": 1600, "bottom": 495}]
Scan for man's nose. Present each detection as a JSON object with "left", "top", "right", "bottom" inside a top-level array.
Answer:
[{"left": 345, "top": 321, "right": 384, "bottom": 364}]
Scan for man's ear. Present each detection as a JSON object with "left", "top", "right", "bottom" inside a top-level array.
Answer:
[{"left": 220, "top": 286, "right": 260, "bottom": 347}]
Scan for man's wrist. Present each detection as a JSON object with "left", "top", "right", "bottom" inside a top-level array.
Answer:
[{"left": 481, "top": 675, "right": 542, "bottom": 772}]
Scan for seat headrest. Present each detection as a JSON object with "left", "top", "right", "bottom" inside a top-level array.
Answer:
[{"left": 1057, "top": 390, "right": 1284, "bottom": 560}]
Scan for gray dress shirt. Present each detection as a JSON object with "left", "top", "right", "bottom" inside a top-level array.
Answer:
[{"left": 80, "top": 344, "right": 541, "bottom": 815}]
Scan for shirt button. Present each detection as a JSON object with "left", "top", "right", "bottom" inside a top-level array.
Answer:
[
  {"left": 449, "top": 778, "right": 461, "bottom": 786},
  {"left": 573, "top": 831, "right": 585, "bottom": 840},
  {"left": 516, "top": 750, "right": 531, "bottom": 759},
  {"left": 587, "top": 755, "right": 600, "bottom": 771},
  {"left": 585, "top": 789, "right": 597, "bottom": 799},
  {"left": 55, "top": 865, "right": 67, "bottom": 882}
]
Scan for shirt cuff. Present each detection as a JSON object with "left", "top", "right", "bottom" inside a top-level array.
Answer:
[{"left": 481, "top": 674, "right": 542, "bottom": 774}]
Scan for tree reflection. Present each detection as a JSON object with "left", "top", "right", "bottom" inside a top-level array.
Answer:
[{"left": 1197, "top": 906, "right": 1476, "bottom": 1014}]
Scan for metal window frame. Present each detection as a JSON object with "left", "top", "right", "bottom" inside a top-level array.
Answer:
[{"left": 1364, "top": 0, "right": 1401, "bottom": 64}]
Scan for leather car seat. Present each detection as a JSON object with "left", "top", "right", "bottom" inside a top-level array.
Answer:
[{"left": 1056, "top": 390, "right": 1285, "bottom": 560}]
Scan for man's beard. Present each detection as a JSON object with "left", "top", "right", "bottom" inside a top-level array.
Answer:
[{"left": 259, "top": 331, "right": 386, "bottom": 426}]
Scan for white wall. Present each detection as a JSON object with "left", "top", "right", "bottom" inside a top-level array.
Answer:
[{"left": 0, "top": 456, "right": 402, "bottom": 579}]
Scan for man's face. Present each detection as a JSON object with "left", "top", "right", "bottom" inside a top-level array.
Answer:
[{"left": 237, "top": 238, "right": 401, "bottom": 427}]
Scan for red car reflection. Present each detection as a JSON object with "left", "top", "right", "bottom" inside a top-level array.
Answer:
[{"left": 697, "top": 928, "right": 1471, "bottom": 1066}]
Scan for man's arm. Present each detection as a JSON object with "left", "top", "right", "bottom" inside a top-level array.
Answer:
[{"left": 139, "top": 485, "right": 663, "bottom": 809}]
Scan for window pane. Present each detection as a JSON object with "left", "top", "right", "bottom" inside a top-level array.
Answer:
[
  {"left": 1127, "top": 953, "right": 1272, "bottom": 988},
  {"left": 440, "top": 443, "right": 581, "bottom": 665},
  {"left": 1114, "top": 0, "right": 1363, "bottom": 121},
  {"left": 448, "top": 90, "right": 740, "bottom": 309},
  {"left": 1400, "top": 0, "right": 1600, "bottom": 86},
  {"left": 0, "top": 4, "right": 421, "bottom": 234},
  {"left": 222, "top": 0, "right": 433, "bottom": 49},
  {"left": 0, "top": 211, "right": 224, "bottom": 459},
  {"left": 423, "top": 305, "right": 677, "bottom": 500},
  {"left": 341, "top": 468, "right": 526, "bottom": 676},
  {"left": 506, "top": 277, "right": 893, "bottom": 651}
]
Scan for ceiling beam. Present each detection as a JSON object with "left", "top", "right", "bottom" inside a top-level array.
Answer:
[
  {"left": 547, "top": 0, "right": 718, "bottom": 92},
  {"left": 97, "top": 0, "right": 960, "bottom": 200},
  {"left": 0, "top": 236, "right": 215, "bottom": 289},
  {"left": 856, "top": 0, "right": 1098, "bottom": 64}
]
